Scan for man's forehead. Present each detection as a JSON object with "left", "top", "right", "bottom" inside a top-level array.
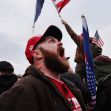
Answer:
[
  {"left": 35, "top": 36, "right": 57, "bottom": 48},
  {"left": 44, "top": 36, "right": 58, "bottom": 40}
]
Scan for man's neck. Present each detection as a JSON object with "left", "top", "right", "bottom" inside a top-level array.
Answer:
[
  {"left": 40, "top": 68, "right": 60, "bottom": 80},
  {"left": 34, "top": 61, "right": 60, "bottom": 80}
]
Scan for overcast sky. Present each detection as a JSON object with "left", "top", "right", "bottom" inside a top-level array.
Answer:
[{"left": 0, "top": 0, "right": 111, "bottom": 75}]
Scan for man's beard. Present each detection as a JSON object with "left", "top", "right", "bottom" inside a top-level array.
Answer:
[{"left": 40, "top": 48, "right": 69, "bottom": 75}]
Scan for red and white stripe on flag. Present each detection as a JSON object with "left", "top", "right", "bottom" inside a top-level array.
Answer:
[
  {"left": 92, "top": 38, "right": 104, "bottom": 47},
  {"left": 92, "top": 38, "right": 101, "bottom": 47},
  {"left": 52, "top": 0, "right": 70, "bottom": 12},
  {"left": 94, "top": 30, "right": 104, "bottom": 47},
  {"left": 98, "top": 37, "right": 104, "bottom": 47}
]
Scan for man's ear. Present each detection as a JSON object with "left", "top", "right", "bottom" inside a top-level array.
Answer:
[{"left": 32, "top": 49, "right": 42, "bottom": 59}]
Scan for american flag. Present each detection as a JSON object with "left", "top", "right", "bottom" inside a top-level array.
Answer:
[
  {"left": 52, "top": 0, "right": 70, "bottom": 13},
  {"left": 33, "top": 0, "right": 44, "bottom": 26},
  {"left": 94, "top": 30, "right": 104, "bottom": 47},
  {"left": 81, "top": 15, "right": 96, "bottom": 110}
]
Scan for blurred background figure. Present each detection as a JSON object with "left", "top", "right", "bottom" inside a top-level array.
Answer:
[
  {"left": 93, "top": 55, "right": 111, "bottom": 83},
  {"left": 62, "top": 19, "right": 102, "bottom": 82},
  {"left": 0, "top": 61, "right": 17, "bottom": 94},
  {"left": 93, "top": 55, "right": 111, "bottom": 111}
]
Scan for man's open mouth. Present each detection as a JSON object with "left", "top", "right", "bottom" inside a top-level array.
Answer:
[{"left": 58, "top": 46, "right": 64, "bottom": 58}]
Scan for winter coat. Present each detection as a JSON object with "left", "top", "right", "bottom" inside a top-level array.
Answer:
[
  {"left": 0, "top": 74, "right": 17, "bottom": 94},
  {"left": 0, "top": 65, "right": 86, "bottom": 111}
]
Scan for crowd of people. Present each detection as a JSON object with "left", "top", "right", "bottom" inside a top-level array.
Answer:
[{"left": 0, "top": 20, "right": 111, "bottom": 111}]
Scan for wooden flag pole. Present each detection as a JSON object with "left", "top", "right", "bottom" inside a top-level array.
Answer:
[{"left": 52, "top": 0, "right": 63, "bottom": 22}]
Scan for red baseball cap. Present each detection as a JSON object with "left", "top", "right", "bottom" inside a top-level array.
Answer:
[{"left": 25, "top": 25, "right": 62, "bottom": 64}]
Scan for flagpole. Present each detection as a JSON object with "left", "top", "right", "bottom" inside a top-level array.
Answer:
[
  {"left": 51, "top": 0, "right": 63, "bottom": 21},
  {"left": 32, "top": 23, "right": 35, "bottom": 35}
]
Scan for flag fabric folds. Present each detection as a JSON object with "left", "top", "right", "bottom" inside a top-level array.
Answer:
[
  {"left": 81, "top": 15, "right": 96, "bottom": 110},
  {"left": 34, "top": 0, "right": 45, "bottom": 24},
  {"left": 52, "top": 0, "right": 70, "bottom": 13},
  {"left": 94, "top": 30, "right": 104, "bottom": 47}
]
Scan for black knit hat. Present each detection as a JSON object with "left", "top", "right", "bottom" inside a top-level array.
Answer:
[{"left": 0, "top": 61, "right": 14, "bottom": 73}]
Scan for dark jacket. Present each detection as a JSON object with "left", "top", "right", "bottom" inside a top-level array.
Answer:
[
  {"left": 96, "top": 74, "right": 111, "bottom": 111},
  {"left": 0, "top": 65, "right": 86, "bottom": 111},
  {"left": 61, "top": 73, "right": 91, "bottom": 104},
  {"left": 0, "top": 74, "right": 17, "bottom": 94}
]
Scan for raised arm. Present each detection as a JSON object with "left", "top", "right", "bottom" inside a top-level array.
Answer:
[{"left": 62, "top": 20, "right": 82, "bottom": 46}]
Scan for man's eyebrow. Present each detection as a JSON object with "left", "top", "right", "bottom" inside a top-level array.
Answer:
[{"left": 45, "top": 36, "right": 54, "bottom": 39}]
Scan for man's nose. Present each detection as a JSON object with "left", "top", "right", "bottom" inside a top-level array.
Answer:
[{"left": 57, "top": 41, "right": 63, "bottom": 47}]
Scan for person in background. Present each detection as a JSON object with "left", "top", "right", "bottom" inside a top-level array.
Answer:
[
  {"left": 0, "top": 61, "right": 17, "bottom": 94},
  {"left": 93, "top": 55, "right": 111, "bottom": 83},
  {"left": 0, "top": 25, "right": 86, "bottom": 111},
  {"left": 62, "top": 20, "right": 102, "bottom": 82},
  {"left": 95, "top": 55, "right": 111, "bottom": 111}
]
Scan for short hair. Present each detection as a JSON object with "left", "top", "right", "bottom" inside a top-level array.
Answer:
[{"left": 0, "top": 61, "right": 14, "bottom": 73}]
